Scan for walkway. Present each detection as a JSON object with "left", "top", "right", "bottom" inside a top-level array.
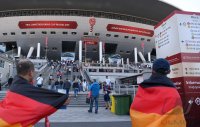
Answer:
[{"left": 36, "top": 107, "right": 131, "bottom": 127}]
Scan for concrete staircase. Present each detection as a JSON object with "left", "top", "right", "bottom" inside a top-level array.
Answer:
[
  {"left": 0, "top": 91, "right": 6, "bottom": 100},
  {"left": 68, "top": 92, "right": 105, "bottom": 107}
]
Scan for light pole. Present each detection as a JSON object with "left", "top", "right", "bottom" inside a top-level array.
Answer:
[
  {"left": 8, "top": 64, "right": 11, "bottom": 77},
  {"left": 45, "top": 47, "right": 48, "bottom": 60},
  {"left": 12, "top": 45, "right": 15, "bottom": 59}
]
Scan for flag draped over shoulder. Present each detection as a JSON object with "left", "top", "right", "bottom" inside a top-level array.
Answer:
[
  {"left": 130, "top": 74, "right": 186, "bottom": 127},
  {"left": 0, "top": 76, "right": 68, "bottom": 127}
]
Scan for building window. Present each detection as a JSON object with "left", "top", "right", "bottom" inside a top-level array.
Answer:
[
  {"left": 3, "top": 33, "right": 7, "bottom": 36},
  {"left": 11, "top": 32, "right": 15, "bottom": 35},
  {"left": 132, "top": 37, "right": 136, "bottom": 39},
  {"left": 21, "top": 32, "right": 26, "bottom": 35},
  {"left": 126, "top": 51, "right": 131, "bottom": 54},
  {"left": 42, "top": 31, "right": 47, "bottom": 34},
  {"left": 95, "top": 33, "right": 100, "bottom": 36},
  {"left": 0, "top": 60, "right": 5, "bottom": 68},
  {"left": 52, "top": 47, "right": 57, "bottom": 51},
  {"left": 114, "top": 35, "right": 119, "bottom": 37},
  {"left": 83, "top": 32, "right": 88, "bottom": 35},
  {"left": 106, "top": 34, "right": 111, "bottom": 37},
  {"left": 147, "top": 39, "right": 151, "bottom": 42},
  {"left": 124, "top": 36, "right": 129, "bottom": 39},
  {"left": 141, "top": 38, "right": 145, "bottom": 41},
  {"left": 50, "top": 31, "right": 56, "bottom": 34},
  {"left": 30, "top": 31, "right": 35, "bottom": 34},
  {"left": 63, "top": 31, "right": 68, "bottom": 34},
  {"left": 71, "top": 32, "right": 77, "bottom": 35}
]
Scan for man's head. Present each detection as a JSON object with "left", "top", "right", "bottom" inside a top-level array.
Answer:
[
  {"left": 152, "top": 58, "right": 170, "bottom": 75},
  {"left": 17, "top": 59, "right": 35, "bottom": 82}
]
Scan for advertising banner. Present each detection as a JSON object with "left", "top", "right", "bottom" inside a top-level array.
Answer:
[
  {"left": 155, "top": 11, "right": 200, "bottom": 126},
  {"left": 61, "top": 52, "right": 75, "bottom": 61},
  {"left": 82, "top": 36, "right": 99, "bottom": 45},
  {"left": 106, "top": 24, "right": 154, "bottom": 37},
  {"left": 18, "top": 21, "right": 78, "bottom": 29},
  {"left": 108, "top": 54, "right": 122, "bottom": 65}
]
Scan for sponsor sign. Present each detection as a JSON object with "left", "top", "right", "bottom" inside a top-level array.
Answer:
[
  {"left": 18, "top": 21, "right": 78, "bottom": 29},
  {"left": 171, "top": 77, "right": 185, "bottom": 94},
  {"left": 82, "top": 36, "right": 99, "bottom": 45},
  {"left": 61, "top": 52, "right": 75, "bottom": 61},
  {"left": 106, "top": 24, "right": 154, "bottom": 37},
  {"left": 155, "top": 11, "right": 200, "bottom": 123},
  {"left": 108, "top": 54, "right": 122, "bottom": 65}
]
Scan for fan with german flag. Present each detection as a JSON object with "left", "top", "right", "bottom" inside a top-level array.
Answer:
[
  {"left": 130, "top": 58, "right": 186, "bottom": 127},
  {"left": 0, "top": 59, "right": 68, "bottom": 127}
]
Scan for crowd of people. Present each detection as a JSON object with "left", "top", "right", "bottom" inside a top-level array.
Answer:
[{"left": 36, "top": 59, "right": 113, "bottom": 114}]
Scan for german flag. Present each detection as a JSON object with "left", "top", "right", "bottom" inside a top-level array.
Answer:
[
  {"left": 130, "top": 78, "right": 186, "bottom": 127},
  {"left": 0, "top": 76, "right": 68, "bottom": 127}
]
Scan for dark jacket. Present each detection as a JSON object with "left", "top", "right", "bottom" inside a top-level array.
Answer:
[
  {"left": 73, "top": 82, "right": 79, "bottom": 89},
  {"left": 63, "top": 81, "right": 71, "bottom": 89},
  {"left": 8, "top": 77, "right": 13, "bottom": 85}
]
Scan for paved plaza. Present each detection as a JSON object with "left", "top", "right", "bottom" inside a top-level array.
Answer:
[{"left": 36, "top": 107, "right": 131, "bottom": 127}]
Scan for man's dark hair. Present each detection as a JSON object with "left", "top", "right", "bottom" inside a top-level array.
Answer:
[{"left": 16, "top": 59, "right": 34, "bottom": 75}]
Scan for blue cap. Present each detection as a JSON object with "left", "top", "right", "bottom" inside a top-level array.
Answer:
[{"left": 152, "top": 58, "right": 170, "bottom": 73}]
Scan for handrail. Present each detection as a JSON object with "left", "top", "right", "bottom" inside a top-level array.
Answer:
[
  {"left": 83, "top": 70, "right": 92, "bottom": 84},
  {"left": 114, "top": 84, "right": 139, "bottom": 97}
]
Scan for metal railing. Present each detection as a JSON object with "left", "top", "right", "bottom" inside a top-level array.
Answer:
[
  {"left": 82, "top": 63, "right": 141, "bottom": 74},
  {"left": 113, "top": 84, "right": 138, "bottom": 97}
]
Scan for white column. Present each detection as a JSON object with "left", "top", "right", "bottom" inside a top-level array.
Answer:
[
  {"left": 99, "top": 41, "right": 103, "bottom": 63},
  {"left": 79, "top": 40, "right": 82, "bottom": 62},
  {"left": 121, "top": 58, "right": 124, "bottom": 65},
  {"left": 127, "top": 58, "right": 129, "bottom": 65},
  {"left": 103, "top": 57, "right": 105, "bottom": 65},
  {"left": 138, "top": 51, "right": 146, "bottom": 63},
  {"left": 27, "top": 47, "right": 34, "bottom": 58},
  {"left": 17, "top": 46, "right": 21, "bottom": 57},
  {"left": 36, "top": 43, "right": 41, "bottom": 58},
  {"left": 148, "top": 52, "right": 151, "bottom": 62},
  {"left": 134, "top": 47, "right": 138, "bottom": 64}
]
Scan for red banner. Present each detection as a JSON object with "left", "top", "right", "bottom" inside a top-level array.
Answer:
[
  {"left": 106, "top": 24, "right": 154, "bottom": 37},
  {"left": 18, "top": 21, "right": 78, "bottom": 29},
  {"left": 84, "top": 41, "right": 97, "bottom": 45},
  {"left": 82, "top": 36, "right": 99, "bottom": 45},
  {"left": 166, "top": 53, "right": 200, "bottom": 65}
]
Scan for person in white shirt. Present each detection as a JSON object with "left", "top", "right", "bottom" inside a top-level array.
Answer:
[
  {"left": 36, "top": 74, "right": 43, "bottom": 88},
  {"left": 105, "top": 76, "right": 111, "bottom": 87},
  {"left": 82, "top": 79, "right": 87, "bottom": 92}
]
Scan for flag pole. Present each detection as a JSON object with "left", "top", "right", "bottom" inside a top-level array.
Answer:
[
  {"left": 45, "top": 37, "right": 48, "bottom": 60},
  {"left": 85, "top": 42, "right": 86, "bottom": 63}
]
